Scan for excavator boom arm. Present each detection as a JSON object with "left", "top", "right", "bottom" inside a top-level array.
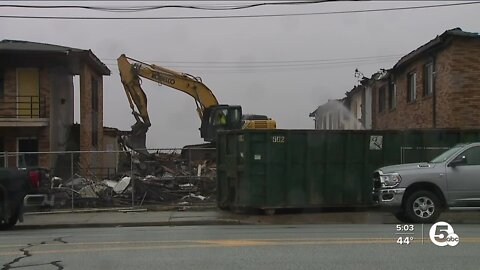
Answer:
[{"left": 117, "top": 54, "right": 219, "bottom": 121}]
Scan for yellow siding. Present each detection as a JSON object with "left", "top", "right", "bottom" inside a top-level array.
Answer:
[{"left": 17, "top": 68, "right": 40, "bottom": 118}]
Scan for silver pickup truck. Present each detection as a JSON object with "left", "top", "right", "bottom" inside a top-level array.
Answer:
[{"left": 373, "top": 142, "right": 480, "bottom": 223}]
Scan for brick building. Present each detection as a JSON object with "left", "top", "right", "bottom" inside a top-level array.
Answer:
[
  {"left": 0, "top": 40, "right": 110, "bottom": 169},
  {"left": 372, "top": 28, "right": 480, "bottom": 129}
]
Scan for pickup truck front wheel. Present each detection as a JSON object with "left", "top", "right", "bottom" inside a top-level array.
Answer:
[{"left": 404, "top": 190, "right": 441, "bottom": 224}]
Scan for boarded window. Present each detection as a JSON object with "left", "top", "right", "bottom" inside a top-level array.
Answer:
[{"left": 17, "top": 68, "right": 40, "bottom": 118}]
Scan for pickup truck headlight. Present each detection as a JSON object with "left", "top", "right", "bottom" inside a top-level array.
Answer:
[{"left": 380, "top": 173, "right": 402, "bottom": 188}]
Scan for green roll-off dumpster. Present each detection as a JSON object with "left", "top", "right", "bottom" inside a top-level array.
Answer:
[{"left": 216, "top": 129, "right": 480, "bottom": 212}]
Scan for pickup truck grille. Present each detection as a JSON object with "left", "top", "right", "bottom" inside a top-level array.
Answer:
[{"left": 373, "top": 172, "right": 381, "bottom": 189}]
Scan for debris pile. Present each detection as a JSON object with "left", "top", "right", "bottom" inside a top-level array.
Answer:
[{"left": 48, "top": 151, "right": 217, "bottom": 208}]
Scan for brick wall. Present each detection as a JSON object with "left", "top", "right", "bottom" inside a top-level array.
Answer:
[
  {"left": 372, "top": 37, "right": 480, "bottom": 129},
  {"left": 0, "top": 69, "right": 16, "bottom": 117},
  {"left": 79, "top": 63, "right": 104, "bottom": 171},
  {"left": 98, "top": 76, "right": 104, "bottom": 153},
  {"left": 373, "top": 62, "right": 435, "bottom": 130},
  {"left": 433, "top": 44, "right": 453, "bottom": 128},
  {"left": 443, "top": 38, "right": 480, "bottom": 128}
]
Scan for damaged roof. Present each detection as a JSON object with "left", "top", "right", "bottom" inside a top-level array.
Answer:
[
  {"left": 393, "top": 28, "right": 480, "bottom": 70},
  {"left": 0, "top": 39, "right": 110, "bottom": 75},
  {"left": 309, "top": 99, "right": 344, "bottom": 117}
]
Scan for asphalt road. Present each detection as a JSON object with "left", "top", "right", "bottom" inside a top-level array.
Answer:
[{"left": 1, "top": 224, "right": 480, "bottom": 270}]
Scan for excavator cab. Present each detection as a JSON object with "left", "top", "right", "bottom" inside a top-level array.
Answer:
[{"left": 200, "top": 105, "right": 242, "bottom": 142}]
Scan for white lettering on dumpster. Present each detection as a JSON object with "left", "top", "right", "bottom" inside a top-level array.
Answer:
[{"left": 272, "top": 136, "right": 285, "bottom": 143}]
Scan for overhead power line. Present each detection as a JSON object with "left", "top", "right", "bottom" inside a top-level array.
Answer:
[
  {"left": 102, "top": 57, "right": 400, "bottom": 68},
  {"left": 0, "top": 1, "right": 335, "bottom": 12},
  {"left": 0, "top": 0, "right": 327, "bottom": 1},
  {"left": 102, "top": 57, "right": 398, "bottom": 73},
  {"left": 105, "top": 62, "right": 395, "bottom": 74},
  {"left": 0, "top": 1, "right": 478, "bottom": 20},
  {"left": 100, "top": 54, "right": 403, "bottom": 64}
]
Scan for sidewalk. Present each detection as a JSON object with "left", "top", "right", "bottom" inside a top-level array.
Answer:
[
  {"left": 15, "top": 208, "right": 480, "bottom": 229},
  {"left": 17, "top": 209, "right": 245, "bottom": 229}
]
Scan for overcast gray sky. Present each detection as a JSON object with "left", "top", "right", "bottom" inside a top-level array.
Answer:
[{"left": 1, "top": 1, "right": 479, "bottom": 148}]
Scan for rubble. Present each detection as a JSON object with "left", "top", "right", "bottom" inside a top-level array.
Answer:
[
  {"left": 102, "top": 180, "right": 117, "bottom": 188},
  {"left": 45, "top": 150, "right": 217, "bottom": 208},
  {"left": 113, "top": 176, "right": 131, "bottom": 194}
]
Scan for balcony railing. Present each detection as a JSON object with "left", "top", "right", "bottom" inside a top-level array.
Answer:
[{"left": 0, "top": 95, "right": 47, "bottom": 118}]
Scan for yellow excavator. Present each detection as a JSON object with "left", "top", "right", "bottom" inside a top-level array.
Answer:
[{"left": 117, "top": 54, "right": 276, "bottom": 155}]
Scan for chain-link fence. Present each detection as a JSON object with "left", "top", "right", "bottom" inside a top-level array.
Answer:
[{"left": 2, "top": 147, "right": 217, "bottom": 211}]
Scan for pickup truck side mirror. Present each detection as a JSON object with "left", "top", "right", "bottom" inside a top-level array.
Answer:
[{"left": 449, "top": 155, "right": 467, "bottom": 168}]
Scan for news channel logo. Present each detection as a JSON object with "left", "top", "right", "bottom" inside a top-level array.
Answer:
[{"left": 429, "top": 221, "right": 460, "bottom": 247}]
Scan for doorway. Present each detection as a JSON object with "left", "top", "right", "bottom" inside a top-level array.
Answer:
[{"left": 17, "top": 137, "right": 38, "bottom": 167}]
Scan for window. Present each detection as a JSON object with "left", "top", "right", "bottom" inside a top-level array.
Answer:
[
  {"left": 459, "top": 147, "right": 480, "bottom": 166},
  {"left": 407, "top": 72, "right": 416, "bottom": 102},
  {"left": 378, "top": 86, "right": 386, "bottom": 113},
  {"left": 423, "top": 62, "right": 434, "bottom": 96},
  {"left": 388, "top": 81, "right": 396, "bottom": 110},
  {"left": 213, "top": 109, "right": 228, "bottom": 126}
]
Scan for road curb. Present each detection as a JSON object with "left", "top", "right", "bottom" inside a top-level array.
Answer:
[
  {"left": 25, "top": 205, "right": 218, "bottom": 215},
  {"left": 15, "top": 219, "right": 251, "bottom": 230}
]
